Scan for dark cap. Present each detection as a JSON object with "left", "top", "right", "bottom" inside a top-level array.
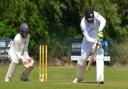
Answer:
[{"left": 84, "top": 8, "right": 94, "bottom": 23}]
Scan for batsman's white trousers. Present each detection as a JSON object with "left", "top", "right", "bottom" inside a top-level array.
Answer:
[
  {"left": 76, "top": 40, "right": 94, "bottom": 80},
  {"left": 81, "top": 39, "right": 93, "bottom": 61},
  {"left": 77, "top": 46, "right": 104, "bottom": 82},
  {"left": 96, "top": 47, "right": 104, "bottom": 82}
]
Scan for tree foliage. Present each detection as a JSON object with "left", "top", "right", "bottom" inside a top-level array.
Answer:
[{"left": 0, "top": 0, "right": 127, "bottom": 63}]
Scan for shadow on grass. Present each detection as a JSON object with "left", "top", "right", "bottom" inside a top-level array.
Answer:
[{"left": 80, "top": 81, "right": 97, "bottom": 84}]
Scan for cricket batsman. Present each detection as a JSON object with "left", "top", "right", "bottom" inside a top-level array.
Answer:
[
  {"left": 73, "top": 8, "right": 106, "bottom": 84},
  {"left": 5, "top": 23, "right": 34, "bottom": 82}
]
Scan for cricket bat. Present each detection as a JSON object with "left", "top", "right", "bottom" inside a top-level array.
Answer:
[{"left": 86, "top": 43, "right": 98, "bottom": 71}]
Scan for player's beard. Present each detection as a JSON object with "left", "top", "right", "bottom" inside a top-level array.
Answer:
[{"left": 21, "top": 32, "right": 28, "bottom": 38}]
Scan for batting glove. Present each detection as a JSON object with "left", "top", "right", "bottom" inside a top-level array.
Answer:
[
  {"left": 97, "top": 31, "right": 103, "bottom": 39},
  {"left": 96, "top": 31, "right": 103, "bottom": 43}
]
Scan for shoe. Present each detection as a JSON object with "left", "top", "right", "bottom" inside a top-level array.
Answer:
[
  {"left": 99, "top": 81, "right": 104, "bottom": 84},
  {"left": 97, "top": 81, "right": 104, "bottom": 84},
  {"left": 20, "top": 72, "right": 29, "bottom": 81},
  {"left": 5, "top": 77, "right": 10, "bottom": 82},
  {"left": 72, "top": 78, "right": 82, "bottom": 83}
]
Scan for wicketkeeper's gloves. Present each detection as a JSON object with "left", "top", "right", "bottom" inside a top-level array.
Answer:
[{"left": 24, "top": 58, "right": 34, "bottom": 68}]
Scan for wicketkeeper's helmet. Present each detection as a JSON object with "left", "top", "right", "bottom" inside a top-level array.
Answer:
[{"left": 20, "top": 23, "right": 29, "bottom": 33}]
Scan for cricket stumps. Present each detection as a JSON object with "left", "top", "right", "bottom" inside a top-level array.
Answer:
[{"left": 39, "top": 45, "right": 48, "bottom": 82}]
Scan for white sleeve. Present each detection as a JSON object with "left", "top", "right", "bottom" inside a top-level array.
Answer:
[
  {"left": 94, "top": 11, "right": 106, "bottom": 32},
  {"left": 80, "top": 18, "right": 96, "bottom": 43},
  {"left": 24, "top": 35, "right": 30, "bottom": 52},
  {"left": 13, "top": 34, "right": 30, "bottom": 59},
  {"left": 23, "top": 35, "right": 30, "bottom": 58},
  {"left": 13, "top": 36, "right": 24, "bottom": 59}
]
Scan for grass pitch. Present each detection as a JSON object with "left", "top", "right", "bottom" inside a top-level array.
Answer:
[{"left": 0, "top": 64, "right": 128, "bottom": 89}]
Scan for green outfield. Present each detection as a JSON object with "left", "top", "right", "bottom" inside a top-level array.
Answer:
[{"left": 0, "top": 64, "right": 128, "bottom": 89}]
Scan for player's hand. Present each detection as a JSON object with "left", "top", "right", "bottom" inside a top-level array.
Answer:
[
  {"left": 21, "top": 56, "right": 27, "bottom": 64},
  {"left": 24, "top": 57, "right": 34, "bottom": 68}
]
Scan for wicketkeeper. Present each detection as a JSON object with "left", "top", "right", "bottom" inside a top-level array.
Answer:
[
  {"left": 5, "top": 23, "right": 34, "bottom": 82},
  {"left": 73, "top": 8, "right": 106, "bottom": 84}
]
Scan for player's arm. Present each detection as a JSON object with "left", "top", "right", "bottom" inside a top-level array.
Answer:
[
  {"left": 13, "top": 37, "right": 27, "bottom": 64},
  {"left": 23, "top": 34, "right": 30, "bottom": 58},
  {"left": 94, "top": 11, "right": 106, "bottom": 32}
]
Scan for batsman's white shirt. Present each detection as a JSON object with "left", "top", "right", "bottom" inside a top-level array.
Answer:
[
  {"left": 80, "top": 11, "right": 106, "bottom": 60},
  {"left": 8, "top": 33, "right": 30, "bottom": 63}
]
